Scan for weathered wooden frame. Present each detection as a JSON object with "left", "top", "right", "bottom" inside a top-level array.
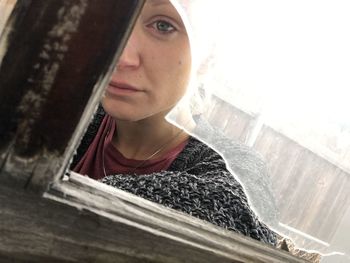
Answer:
[{"left": 0, "top": 1, "right": 307, "bottom": 262}]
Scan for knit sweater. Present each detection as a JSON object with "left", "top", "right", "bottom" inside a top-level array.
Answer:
[{"left": 71, "top": 107, "right": 277, "bottom": 246}]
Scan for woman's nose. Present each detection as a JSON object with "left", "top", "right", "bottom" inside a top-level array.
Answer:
[{"left": 116, "top": 30, "right": 141, "bottom": 70}]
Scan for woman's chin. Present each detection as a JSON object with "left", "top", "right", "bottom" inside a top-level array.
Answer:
[
  {"left": 101, "top": 99, "right": 138, "bottom": 122},
  {"left": 101, "top": 97, "right": 176, "bottom": 123}
]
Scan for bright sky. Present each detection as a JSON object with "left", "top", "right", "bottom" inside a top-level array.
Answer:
[{"left": 210, "top": 0, "right": 350, "bottom": 127}]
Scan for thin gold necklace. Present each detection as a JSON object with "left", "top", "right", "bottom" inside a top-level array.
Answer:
[{"left": 102, "top": 126, "right": 185, "bottom": 177}]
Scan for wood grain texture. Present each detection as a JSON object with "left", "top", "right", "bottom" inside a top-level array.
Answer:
[
  {"left": 254, "top": 125, "right": 350, "bottom": 243},
  {"left": 0, "top": 172, "right": 308, "bottom": 262}
]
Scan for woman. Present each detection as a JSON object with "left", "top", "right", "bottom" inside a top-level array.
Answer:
[{"left": 72, "top": 0, "right": 277, "bottom": 246}]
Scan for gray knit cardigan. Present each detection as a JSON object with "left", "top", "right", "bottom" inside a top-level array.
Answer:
[{"left": 71, "top": 107, "right": 277, "bottom": 246}]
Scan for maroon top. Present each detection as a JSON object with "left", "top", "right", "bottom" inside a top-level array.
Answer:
[{"left": 73, "top": 114, "right": 188, "bottom": 180}]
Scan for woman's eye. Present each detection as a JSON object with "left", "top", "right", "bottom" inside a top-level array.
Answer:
[{"left": 151, "top": 20, "right": 176, "bottom": 34}]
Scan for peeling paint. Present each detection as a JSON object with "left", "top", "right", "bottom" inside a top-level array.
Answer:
[{"left": 16, "top": 0, "right": 88, "bottom": 154}]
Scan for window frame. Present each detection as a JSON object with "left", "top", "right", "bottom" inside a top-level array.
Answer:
[{"left": 0, "top": 1, "right": 306, "bottom": 261}]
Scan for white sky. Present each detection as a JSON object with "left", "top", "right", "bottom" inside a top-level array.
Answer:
[{"left": 211, "top": 0, "right": 350, "bottom": 126}]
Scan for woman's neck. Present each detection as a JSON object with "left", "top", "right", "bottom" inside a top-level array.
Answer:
[{"left": 111, "top": 113, "right": 189, "bottom": 160}]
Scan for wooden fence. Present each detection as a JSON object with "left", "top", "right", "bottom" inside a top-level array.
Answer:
[{"left": 204, "top": 94, "right": 350, "bottom": 248}]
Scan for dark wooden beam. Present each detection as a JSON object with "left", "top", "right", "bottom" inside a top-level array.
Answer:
[
  {"left": 0, "top": 172, "right": 308, "bottom": 263},
  {"left": 0, "top": 0, "right": 144, "bottom": 191}
]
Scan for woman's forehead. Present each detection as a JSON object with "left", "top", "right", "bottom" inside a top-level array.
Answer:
[{"left": 148, "top": 0, "right": 171, "bottom": 6}]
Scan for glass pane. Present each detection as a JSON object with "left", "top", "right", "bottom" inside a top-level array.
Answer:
[{"left": 168, "top": 0, "right": 350, "bottom": 261}]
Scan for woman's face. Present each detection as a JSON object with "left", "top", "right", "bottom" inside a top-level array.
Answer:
[{"left": 102, "top": 0, "right": 191, "bottom": 122}]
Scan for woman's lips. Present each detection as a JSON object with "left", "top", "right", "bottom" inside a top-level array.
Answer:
[{"left": 106, "top": 81, "right": 142, "bottom": 96}]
